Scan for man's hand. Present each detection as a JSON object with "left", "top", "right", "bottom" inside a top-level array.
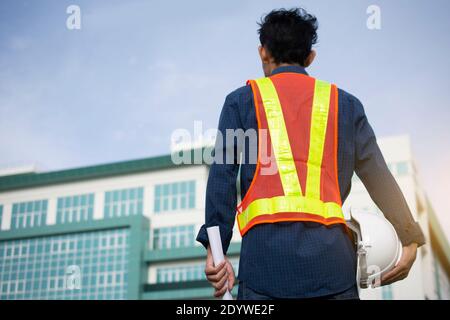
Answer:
[
  {"left": 204, "top": 246, "right": 235, "bottom": 298},
  {"left": 381, "top": 242, "right": 418, "bottom": 285}
]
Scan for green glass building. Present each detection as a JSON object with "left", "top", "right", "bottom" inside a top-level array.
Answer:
[{"left": 0, "top": 149, "right": 240, "bottom": 299}]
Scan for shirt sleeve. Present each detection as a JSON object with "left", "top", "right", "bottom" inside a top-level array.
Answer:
[
  {"left": 196, "top": 92, "right": 242, "bottom": 254},
  {"left": 353, "top": 97, "right": 426, "bottom": 247}
]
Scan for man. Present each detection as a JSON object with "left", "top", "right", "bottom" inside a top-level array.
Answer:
[{"left": 196, "top": 7, "right": 425, "bottom": 300}]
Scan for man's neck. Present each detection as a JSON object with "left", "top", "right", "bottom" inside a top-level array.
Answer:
[
  {"left": 277, "top": 63, "right": 302, "bottom": 68},
  {"left": 266, "top": 63, "right": 303, "bottom": 76}
]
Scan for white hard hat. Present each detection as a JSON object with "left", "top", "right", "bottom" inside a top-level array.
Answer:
[{"left": 346, "top": 208, "right": 403, "bottom": 289}]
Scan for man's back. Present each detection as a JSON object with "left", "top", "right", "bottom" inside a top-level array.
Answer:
[{"left": 197, "top": 65, "right": 424, "bottom": 298}]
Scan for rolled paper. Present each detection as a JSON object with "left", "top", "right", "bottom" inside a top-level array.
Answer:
[{"left": 206, "top": 226, "right": 233, "bottom": 300}]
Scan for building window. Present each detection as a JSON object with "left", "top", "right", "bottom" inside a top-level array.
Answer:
[
  {"left": 154, "top": 181, "right": 195, "bottom": 213},
  {"left": 11, "top": 200, "right": 48, "bottom": 229},
  {"left": 382, "top": 285, "right": 393, "bottom": 300},
  {"left": 57, "top": 194, "right": 94, "bottom": 224},
  {"left": 156, "top": 265, "right": 204, "bottom": 283},
  {"left": 152, "top": 225, "right": 195, "bottom": 250},
  {"left": 155, "top": 260, "right": 239, "bottom": 284},
  {"left": 104, "top": 187, "right": 143, "bottom": 218},
  {"left": 396, "top": 162, "right": 409, "bottom": 176},
  {"left": 0, "top": 229, "right": 129, "bottom": 300},
  {"left": 0, "top": 205, "right": 3, "bottom": 229}
]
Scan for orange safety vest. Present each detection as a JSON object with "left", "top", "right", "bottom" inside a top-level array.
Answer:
[{"left": 236, "top": 73, "right": 346, "bottom": 236}]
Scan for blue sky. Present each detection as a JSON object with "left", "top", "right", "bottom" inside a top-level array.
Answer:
[{"left": 0, "top": 0, "right": 449, "bottom": 237}]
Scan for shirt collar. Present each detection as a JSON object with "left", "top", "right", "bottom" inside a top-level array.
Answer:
[{"left": 271, "top": 65, "right": 308, "bottom": 76}]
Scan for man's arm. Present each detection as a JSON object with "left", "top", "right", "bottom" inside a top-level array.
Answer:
[
  {"left": 196, "top": 92, "right": 242, "bottom": 296},
  {"left": 196, "top": 92, "right": 242, "bottom": 253},
  {"left": 352, "top": 96, "right": 425, "bottom": 284},
  {"left": 353, "top": 97, "right": 425, "bottom": 246}
]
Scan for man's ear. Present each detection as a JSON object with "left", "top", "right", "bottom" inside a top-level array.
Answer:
[
  {"left": 304, "top": 50, "right": 316, "bottom": 68},
  {"left": 258, "top": 45, "right": 271, "bottom": 65}
]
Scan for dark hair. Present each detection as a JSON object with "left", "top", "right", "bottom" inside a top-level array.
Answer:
[{"left": 258, "top": 8, "right": 318, "bottom": 67}]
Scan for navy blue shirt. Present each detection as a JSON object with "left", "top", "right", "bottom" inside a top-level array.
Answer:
[{"left": 197, "top": 66, "right": 425, "bottom": 299}]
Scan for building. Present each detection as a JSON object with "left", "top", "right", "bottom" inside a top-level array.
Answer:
[{"left": 0, "top": 135, "right": 448, "bottom": 299}]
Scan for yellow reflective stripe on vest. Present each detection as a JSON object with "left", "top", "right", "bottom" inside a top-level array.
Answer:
[
  {"left": 254, "top": 77, "right": 302, "bottom": 196},
  {"left": 305, "top": 80, "right": 332, "bottom": 200},
  {"left": 238, "top": 195, "right": 343, "bottom": 227}
]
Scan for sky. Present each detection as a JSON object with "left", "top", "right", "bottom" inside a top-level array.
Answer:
[{"left": 0, "top": 0, "right": 449, "bottom": 240}]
